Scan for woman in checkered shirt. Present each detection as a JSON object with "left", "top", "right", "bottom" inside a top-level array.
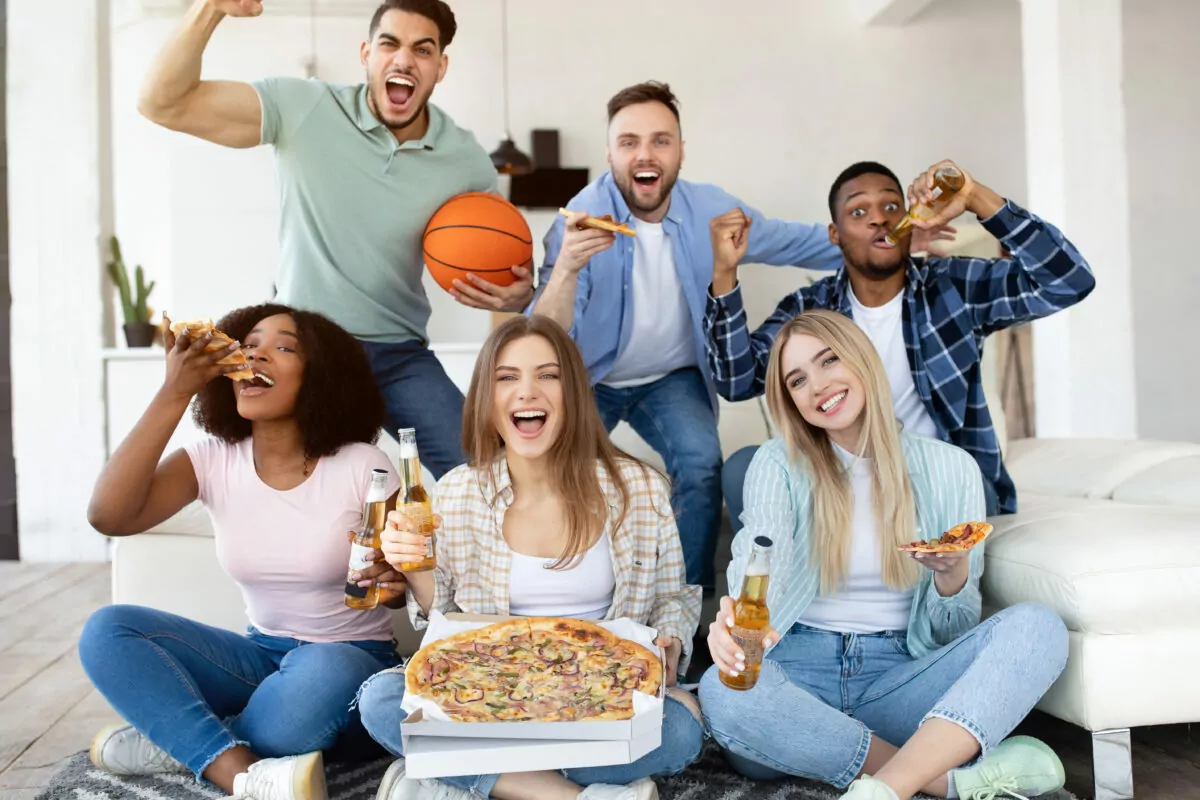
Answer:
[{"left": 356, "top": 315, "right": 704, "bottom": 800}]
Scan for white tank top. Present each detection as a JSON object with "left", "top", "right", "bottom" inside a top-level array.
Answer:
[{"left": 509, "top": 531, "right": 616, "bottom": 619}]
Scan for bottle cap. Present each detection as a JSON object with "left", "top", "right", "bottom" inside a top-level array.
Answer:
[{"left": 754, "top": 535, "right": 774, "bottom": 549}]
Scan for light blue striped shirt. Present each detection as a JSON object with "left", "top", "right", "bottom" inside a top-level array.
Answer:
[{"left": 728, "top": 433, "right": 986, "bottom": 658}]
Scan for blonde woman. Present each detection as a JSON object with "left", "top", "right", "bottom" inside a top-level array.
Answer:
[
  {"left": 698, "top": 310, "right": 1069, "bottom": 800},
  {"left": 356, "top": 315, "right": 703, "bottom": 800}
]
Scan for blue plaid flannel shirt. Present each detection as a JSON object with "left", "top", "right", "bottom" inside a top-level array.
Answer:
[{"left": 703, "top": 200, "right": 1095, "bottom": 514}]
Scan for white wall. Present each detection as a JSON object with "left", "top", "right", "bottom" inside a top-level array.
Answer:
[
  {"left": 1124, "top": 0, "right": 1200, "bottom": 443},
  {"left": 109, "top": 0, "right": 1026, "bottom": 340},
  {"left": 8, "top": 0, "right": 111, "bottom": 561}
]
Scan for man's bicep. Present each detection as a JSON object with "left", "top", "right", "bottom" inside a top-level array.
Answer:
[{"left": 169, "top": 80, "right": 264, "bottom": 149}]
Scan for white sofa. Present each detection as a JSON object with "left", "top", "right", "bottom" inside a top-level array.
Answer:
[{"left": 983, "top": 438, "right": 1200, "bottom": 800}]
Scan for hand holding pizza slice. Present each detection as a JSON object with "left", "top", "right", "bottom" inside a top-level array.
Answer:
[
  {"left": 164, "top": 316, "right": 261, "bottom": 383},
  {"left": 897, "top": 521, "right": 992, "bottom": 554},
  {"left": 559, "top": 208, "right": 636, "bottom": 237}
]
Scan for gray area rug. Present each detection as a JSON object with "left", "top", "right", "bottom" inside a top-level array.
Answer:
[{"left": 36, "top": 746, "right": 1077, "bottom": 800}]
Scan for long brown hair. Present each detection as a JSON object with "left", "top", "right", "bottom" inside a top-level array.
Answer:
[
  {"left": 462, "top": 315, "right": 654, "bottom": 568},
  {"left": 764, "top": 310, "right": 918, "bottom": 593}
]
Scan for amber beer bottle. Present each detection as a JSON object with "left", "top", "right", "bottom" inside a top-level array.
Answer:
[
  {"left": 720, "top": 535, "right": 774, "bottom": 691},
  {"left": 396, "top": 428, "right": 436, "bottom": 572},
  {"left": 345, "top": 469, "right": 390, "bottom": 610},
  {"left": 884, "top": 165, "right": 966, "bottom": 245}
]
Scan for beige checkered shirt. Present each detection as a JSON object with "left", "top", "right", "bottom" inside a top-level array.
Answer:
[{"left": 406, "top": 456, "right": 703, "bottom": 669}]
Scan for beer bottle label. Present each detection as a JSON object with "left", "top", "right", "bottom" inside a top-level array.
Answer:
[
  {"left": 730, "top": 625, "right": 766, "bottom": 665},
  {"left": 424, "top": 535, "right": 435, "bottom": 559},
  {"left": 347, "top": 542, "right": 374, "bottom": 573}
]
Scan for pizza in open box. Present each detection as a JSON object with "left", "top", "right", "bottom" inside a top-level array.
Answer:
[{"left": 405, "top": 617, "right": 662, "bottom": 722}]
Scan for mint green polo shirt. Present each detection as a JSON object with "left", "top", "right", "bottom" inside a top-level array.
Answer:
[{"left": 253, "top": 77, "right": 499, "bottom": 343}]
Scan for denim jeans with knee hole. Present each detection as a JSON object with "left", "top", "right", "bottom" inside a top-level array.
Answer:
[
  {"left": 78, "top": 605, "right": 400, "bottom": 780},
  {"left": 357, "top": 667, "right": 706, "bottom": 798},
  {"left": 698, "top": 603, "right": 1068, "bottom": 789}
]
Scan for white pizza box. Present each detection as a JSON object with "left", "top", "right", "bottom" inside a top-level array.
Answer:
[{"left": 400, "top": 612, "right": 665, "bottom": 778}]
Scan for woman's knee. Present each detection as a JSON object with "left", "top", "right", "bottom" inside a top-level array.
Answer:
[
  {"left": 656, "top": 692, "right": 706, "bottom": 776},
  {"left": 79, "top": 604, "right": 148, "bottom": 671},
  {"left": 355, "top": 668, "right": 407, "bottom": 739},
  {"left": 994, "top": 602, "right": 1069, "bottom": 670}
]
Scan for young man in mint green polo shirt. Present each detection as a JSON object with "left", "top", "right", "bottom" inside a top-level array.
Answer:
[{"left": 139, "top": 0, "right": 533, "bottom": 477}]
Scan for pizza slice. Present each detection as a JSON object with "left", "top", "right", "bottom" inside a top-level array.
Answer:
[
  {"left": 898, "top": 521, "right": 993, "bottom": 554},
  {"left": 165, "top": 316, "right": 262, "bottom": 383},
  {"left": 559, "top": 208, "right": 636, "bottom": 237}
]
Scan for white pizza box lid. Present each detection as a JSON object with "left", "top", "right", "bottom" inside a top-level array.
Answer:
[{"left": 400, "top": 611, "right": 666, "bottom": 743}]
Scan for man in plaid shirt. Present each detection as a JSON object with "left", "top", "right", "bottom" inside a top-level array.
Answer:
[{"left": 706, "top": 160, "right": 1095, "bottom": 517}]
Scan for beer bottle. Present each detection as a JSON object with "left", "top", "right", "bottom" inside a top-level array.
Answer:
[
  {"left": 720, "top": 535, "right": 774, "bottom": 691},
  {"left": 345, "top": 468, "right": 390, "bottom": 610},
  {"left": 396, "top": 428, "right": 436, "bottom": 573},
  {"left": 884, "top": 165, "right": 966, "bottom": 245}
]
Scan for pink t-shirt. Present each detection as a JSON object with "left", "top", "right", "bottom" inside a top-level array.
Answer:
[{"left": 185, "top": 437, "right": 400, "bottom": 643}]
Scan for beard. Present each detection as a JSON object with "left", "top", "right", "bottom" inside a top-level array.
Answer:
[
  {"left": 614, "top": 166, "right": 680, "bottom": 215},
  {"left": 845, "top": 246, "right": 907, "bottom": 280}
]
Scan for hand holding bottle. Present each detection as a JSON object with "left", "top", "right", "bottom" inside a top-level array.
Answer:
[
  {"left": 904, "top": 160, "right": 1004, "bottom": 231},
  {"left": 381, "top": 509, "right": 441, "bottom": 575},
  {"left": 708, "top": 594, "right": 780, "bottom": 679}
]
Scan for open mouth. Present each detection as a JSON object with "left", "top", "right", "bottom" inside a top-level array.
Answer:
[
  {"left": 632, "top": 169, "right": 661, "bottom": 192},
  {"left": 818, "top": 390, "right": 847, "bottom": 414},
  {"left": 510, "top": 409, "right": 548, "bottom": 438},
  {"left": 385, "top": 74, "right": 416, "bottom": 108},
  {"left": 240, "top": 372, "right": 274, "bottom": 395},
  {"left": 874, "top": 232, "right": 897, "bottom": 249}
]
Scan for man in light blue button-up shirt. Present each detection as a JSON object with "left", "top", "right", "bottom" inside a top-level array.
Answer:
[{"left": 529, "top": 82, "right": 844, "bottom": 594}]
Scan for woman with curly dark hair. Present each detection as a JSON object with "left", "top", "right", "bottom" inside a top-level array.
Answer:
[{"left": 80, "top": 303, "right": 406, "bottom": 800}]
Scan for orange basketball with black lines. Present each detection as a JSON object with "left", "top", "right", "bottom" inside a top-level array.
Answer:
[{"left": 422, "top": 193, "right": 533, "bottom": 293}]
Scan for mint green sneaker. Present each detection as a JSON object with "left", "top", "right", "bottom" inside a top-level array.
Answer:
[
  {"left": 840, "top": 775, "right": 899, "bottom": 800},
  {"left": 954, "top": 735, "right": 1066, "bottom": 799}
]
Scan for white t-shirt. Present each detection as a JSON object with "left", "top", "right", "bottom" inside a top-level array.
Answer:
[
  {"left": 848, "top": 287, "right": 939, "bottom": 439},
  {"left": 601, "top": 221, "right": 696, "bottom": 388},
  {"left": 185, "top": 438, "right": 400, "bottom": 643},
  {"left": 508, "top": 531, "right": 616, "bottom": 619},
  {"left": 799, "top": 446, "right": 915, "bottom": 634}
]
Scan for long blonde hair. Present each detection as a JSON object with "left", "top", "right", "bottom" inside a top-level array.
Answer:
[
  {"left": 462, "top": 315, "right": 654, "bottom": 569},
  {"left": 764, "top": 310, "right": 919, "bottom": 593}
]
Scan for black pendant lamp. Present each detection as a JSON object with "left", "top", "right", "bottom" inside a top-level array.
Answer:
[{"left": 489, "top": 0, "right": 534, "bottom": 175}]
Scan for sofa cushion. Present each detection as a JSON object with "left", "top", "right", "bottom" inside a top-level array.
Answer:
[
  {"left": 982, "top": 500, "right": 1200, "bottom": 635},
  {"left": 1111, "top": 455, "right": 1200, "bottom": 509},
  {"left": 1005, "top": 438, "right": 1200, "bottom": 500}
]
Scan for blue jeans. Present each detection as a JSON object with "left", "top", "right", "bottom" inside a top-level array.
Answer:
[
  {"left": 360, "top": 339, "right": 466, "bottom": 479},
  {"left": 698, "top": 603, "right": 1068, "bottom": 789},
  {"left": 721, "top": 444, "right": 1004, "bottom": 532},
  {"left": 357, "top": 668, "right": 705, "bottom": 798},
  {"left": 78, "top": 605, "right": 400, "bottom": 779},
  {"left": 594, "top": 368, "right": 723, "bottom": 589}
]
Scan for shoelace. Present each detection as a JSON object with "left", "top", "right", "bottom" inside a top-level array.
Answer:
[
  {"left": 236, "top": 760, "right": 290, "bottom": 800},
  {"left": 966, "top": 764, "right": 1030, "bottom": 800},
  {"left": 135, "top": 737, "right": 179, "bottom": 772}
]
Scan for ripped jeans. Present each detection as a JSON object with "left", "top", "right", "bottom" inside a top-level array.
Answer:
[
  {"left": 78, "top": 605, "right": 399, "bottom": 779},
  {"left": 357, "top": 667, "right": 705, "bottom": 798}
]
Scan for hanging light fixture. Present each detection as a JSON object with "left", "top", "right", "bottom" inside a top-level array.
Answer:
[{"left": 489, "top": 0, "right": 534, "bottom": 175}]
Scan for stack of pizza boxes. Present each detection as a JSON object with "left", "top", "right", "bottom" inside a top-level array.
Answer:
[{"left": 400, "top": 611, "right": 667, "bottom": 779}]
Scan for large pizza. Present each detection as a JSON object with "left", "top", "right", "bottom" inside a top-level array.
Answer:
[{"left": 405, "top": 617, "right": 663, "bottom": 722}]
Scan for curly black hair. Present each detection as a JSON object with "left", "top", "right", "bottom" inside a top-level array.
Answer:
[{"left": 191, "top": 303, "right": 385, "bottom": 458}]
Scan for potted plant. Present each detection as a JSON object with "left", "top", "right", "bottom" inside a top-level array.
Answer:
[{"left": 106, "top": 236, "right": 157, "bottom": 348}]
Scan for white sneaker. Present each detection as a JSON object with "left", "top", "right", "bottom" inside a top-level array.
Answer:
[
  {"left": 374, "top": 759, "right": 473, "bottom": 800},
  {"left": 578, "top": 777, "right": 659, "bottom": 800},
  {"left": 89, "top": 723, "right": 187, "bottom": 776},
  {"left": 232, "top": 751, "right": 327, "bottom": 800}
]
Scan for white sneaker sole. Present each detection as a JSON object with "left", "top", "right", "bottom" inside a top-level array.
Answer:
[
  {"left": 89, "top": 723, "right": 133, "bottom": 774},
  {"left": 374, "top": 759, "right": 406, "bottom": 800},
  {"left": 291, "top": 751, "right": 328, "bottom": 800}
]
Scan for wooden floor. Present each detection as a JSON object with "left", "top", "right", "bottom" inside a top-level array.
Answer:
[{"left": 0, "top": 561, "right": 1195, "bottom": 799}]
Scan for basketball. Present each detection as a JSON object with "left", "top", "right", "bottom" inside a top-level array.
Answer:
[{"left": 422, "top": 192, "right": 534, "bottom": 294}]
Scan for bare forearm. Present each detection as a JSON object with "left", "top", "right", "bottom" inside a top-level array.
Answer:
[
  {"left": 711, "top": 263, "right": 738, "bottom": 297},
  {"left": 966, "top": 184, "right": 1005, "bottom": 220},
  {"left": 406, "top": 570, "right": 437, "bottom": 616},
  {"left": 138, "top": 0, "right": 224, "bottom": 121},
  {"left": 531, "top": 271, "right": 580, "bottom": 330},
  {"left": 89, "top": 390, "right": 189, "bottom": 528}
]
